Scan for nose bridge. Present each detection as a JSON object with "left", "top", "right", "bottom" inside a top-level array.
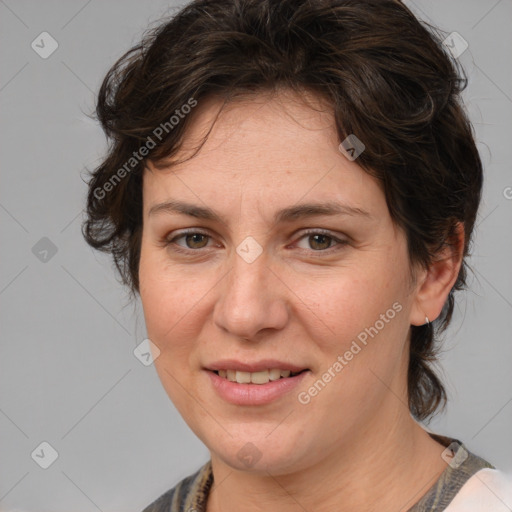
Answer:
[{"left": 213, "top": 246, "right": 288, "bottom": 339}]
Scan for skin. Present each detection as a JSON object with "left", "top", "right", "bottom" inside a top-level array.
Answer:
[{"left": 138, "top": 89, "right": 464, "bottom": 512}]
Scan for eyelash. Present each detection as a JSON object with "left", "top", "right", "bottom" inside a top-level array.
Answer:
[{"left": 163, "top": 229, "right": 348, "bottom": 256}]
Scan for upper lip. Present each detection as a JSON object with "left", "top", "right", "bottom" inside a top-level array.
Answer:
[{"left": 205, "top": 359, "right": 308, "bottom": 373}]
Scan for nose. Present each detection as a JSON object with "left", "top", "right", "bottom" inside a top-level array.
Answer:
[{"left": 212, "top": 248, "right": 289, "bottom": 341}]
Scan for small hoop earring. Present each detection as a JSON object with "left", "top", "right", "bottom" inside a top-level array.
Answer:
[{"left": 425, "top": 316, "right": 430, "bottom": 325}]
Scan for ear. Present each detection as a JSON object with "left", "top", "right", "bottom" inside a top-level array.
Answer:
[{"left": 410, "top": 222, "right": 465, "bottom": 326}]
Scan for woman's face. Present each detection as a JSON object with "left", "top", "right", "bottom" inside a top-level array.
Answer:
[{"left": 139, "top": 91, "right": 421, "bottom": 474}]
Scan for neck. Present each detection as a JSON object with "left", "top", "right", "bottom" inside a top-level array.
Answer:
[{"left": 206, "top": 403, "right": 447, "bottom": 512}]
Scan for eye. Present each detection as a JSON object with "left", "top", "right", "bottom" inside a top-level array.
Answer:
[
  {"left": 293, "top": 230, "right": 347, "bottom": 252},
  {"left": 165, "top": 230, "right": 214, "bottom": 252}
]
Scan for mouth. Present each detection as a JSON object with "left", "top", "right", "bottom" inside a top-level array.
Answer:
[
  {"left": 206, "top": 367, "right": 310, "bottom": 405},
  {"left": 211, "top": 368, "right": 308, "bottom": 385}
]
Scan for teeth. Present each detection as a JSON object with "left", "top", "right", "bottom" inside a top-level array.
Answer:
[
  {"left": 250, "top": 370, "right": 269, "bottom": 384},
  {"left": 236, "top": 371, "right": 251, "bottom": 384},
  {"left": 217, "top": 368, "right": 301, "bottom": 384},
  {"left": 269, "top": 369, "right": 282, "bottom": 381}
]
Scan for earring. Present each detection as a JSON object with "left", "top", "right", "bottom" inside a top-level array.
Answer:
[{"left": 425, "top": 316, "right": 430, "bottom": 325}]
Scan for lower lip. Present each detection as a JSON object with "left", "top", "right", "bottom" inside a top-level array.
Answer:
[{"left": 205, "top": 370, "right": 309, "bottom": 405}]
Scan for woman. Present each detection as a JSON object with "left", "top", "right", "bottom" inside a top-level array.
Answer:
[{"left": 83, "top": 0, "right": 511, "bottom": 510}]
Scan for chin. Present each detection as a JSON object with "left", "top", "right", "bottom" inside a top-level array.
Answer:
[{"left": 206, "top": 429, "right": 310, "bottom": 474}]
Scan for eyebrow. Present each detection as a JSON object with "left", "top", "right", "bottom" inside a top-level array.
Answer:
[{"left": 148, "top": 199, "right": 371, "bottom": 224}]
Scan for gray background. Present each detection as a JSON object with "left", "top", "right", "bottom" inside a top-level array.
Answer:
[{"left": 0, "top": 1, "right": 511, "bottom": 510}]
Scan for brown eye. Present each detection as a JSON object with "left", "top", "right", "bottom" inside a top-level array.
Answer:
[
  {"left": 183, "top": 233, "right": 209, "bottom": 249},
  {"left": 308, "top": 234, "right": 333, "bottom": 251},
  {"left": 294, "top": 230, "right": 346, "bottom": 253},
  {"left": 165, "top": 230, "right": 213, "bottom": 252}
]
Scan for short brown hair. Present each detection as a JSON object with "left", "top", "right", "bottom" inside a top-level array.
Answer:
[{"left": 83, "top": 0, "right": 483, "bottom": 421}]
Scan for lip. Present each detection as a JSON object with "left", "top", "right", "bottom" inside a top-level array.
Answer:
[
  {"left": 205, "top": 368, "right": 310, "bottom": 405},
  {"left": 204, "top": 359, "right": 308, "bottom": 373}
]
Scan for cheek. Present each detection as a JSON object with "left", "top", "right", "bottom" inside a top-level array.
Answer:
[
  {"left": 295, "top": 262, "right": 411, "bottom": 413},
  {"left": 139, "top": 246, "right": 205, "bottom": 358},
  {"left": 299, "top": 270, "right": 410, "bottom": 405},
  {"left": 138, "top": 257, "right": 208, "bottom": 415},
  {"left": 140, "top": 273, "right": 207, "bottom": 350},
  {"left": 297, "top": 265, "right": 405, "bottom": 350}
]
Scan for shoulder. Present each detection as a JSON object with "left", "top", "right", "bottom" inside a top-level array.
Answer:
[
  {"left": 141, "top": 460, "right": 213, "bottom": 512},
  {"left": 445, "top": 468, "right": 512, "bottom": 511}
]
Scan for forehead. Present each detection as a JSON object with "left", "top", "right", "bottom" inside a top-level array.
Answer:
[{"left": 143, "top": 90, "right": 386, "bottom": 218}]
